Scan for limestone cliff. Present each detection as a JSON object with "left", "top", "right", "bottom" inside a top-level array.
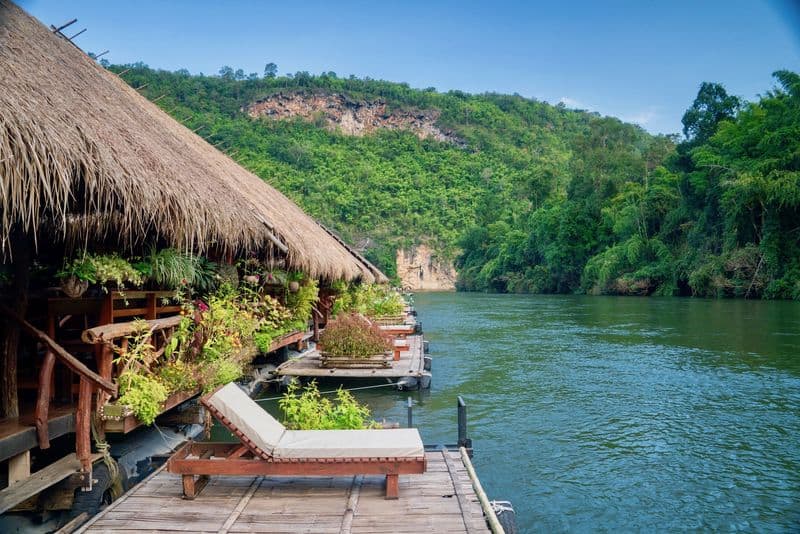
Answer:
[
  {"left": 246, "top": 92, "right": 464, "bottom": 146},
  {"left": 396, "top": 245, "right": 456, "bottom": 291}
]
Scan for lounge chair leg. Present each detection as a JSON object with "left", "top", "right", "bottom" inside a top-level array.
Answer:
[
  {"left": 182, "top": 474, "right": 209, "bottom": 500},
  {"left": 385, "top": 474, "right": 399, "bottom": 500},
  {"left": 182, "top": 475, "right": 196, "bottom": 499}
]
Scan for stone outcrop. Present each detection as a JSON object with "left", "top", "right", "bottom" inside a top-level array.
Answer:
[
  {"left": 396, "top": 245, "right": 456, "bottom": 291},
  {"left": 246, "top": 92, "right": 464, "bottom": 146}
]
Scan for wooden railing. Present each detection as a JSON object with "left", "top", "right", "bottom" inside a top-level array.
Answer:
[
  {"left": 0, "top": 305, "right": 117, "bottom": 479},
  {"left": 82, "top": 315, "right": 185, "bottom": 432}
]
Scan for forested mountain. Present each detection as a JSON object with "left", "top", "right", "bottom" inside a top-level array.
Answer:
[{"left": 109, "top": 62, "right": 800, "bottom": 299}]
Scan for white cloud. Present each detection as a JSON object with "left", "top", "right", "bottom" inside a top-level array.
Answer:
[
  {"left": 558, "top": 96, "right": 585, "bottom": 108},
  {"left": 557, "top": 96, "right": 661, "bottom": 131},
  {"left": 620, "top": 109, "right": 658, "bottom": 127}
]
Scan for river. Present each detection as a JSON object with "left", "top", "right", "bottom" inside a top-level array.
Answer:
[{"left": 344, "top": 293, "right": 800, "bottom": 532}]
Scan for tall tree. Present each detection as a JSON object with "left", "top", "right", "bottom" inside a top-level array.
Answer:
[{"left": 681, "top": 82, "right": 741, "bottom": 145}]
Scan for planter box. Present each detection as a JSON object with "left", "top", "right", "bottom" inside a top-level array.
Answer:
[
  {"left": 319, "top": 352, "right": 392, "bottom": 369},
  {"left": 101, "top": 389, "right": 201, "bottom": 434},
  {"left": 370, "top": 316, "right": 405, "bottom": 326}
]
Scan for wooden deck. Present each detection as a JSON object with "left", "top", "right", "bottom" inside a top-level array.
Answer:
[
  {"left": 275, "top": 335, "right": 427, "bottom": 381},
  {"left": 0, "top": 405, "right": 74, "bottom": 463},
  {"left": 78, "top": 449, "right": 490, "bottom": 533}
]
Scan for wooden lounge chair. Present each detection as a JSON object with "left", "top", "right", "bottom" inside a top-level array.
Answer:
[{"left": 166, "top": 383, "right": 427, "bottom": 499}]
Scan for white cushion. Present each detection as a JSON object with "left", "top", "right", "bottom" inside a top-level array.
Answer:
[
  {"left": 274, "top": 429, "right": 424, "bottom": 459},
  {"left": 206, "top": 383, "right": 286, "bottom": 455}
]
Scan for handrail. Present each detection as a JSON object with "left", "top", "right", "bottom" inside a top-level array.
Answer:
[
  {"left": 0, "top": 305, "right": 116, "bottom": 394},
  {"left": 460, "top": 446, "right": 505, "bottom": 534},
  {"left": 82, "top": 315, "right": 183, "bottom": 344}
]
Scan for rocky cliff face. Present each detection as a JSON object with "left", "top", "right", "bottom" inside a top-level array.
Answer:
[
  {"left": 246, "top": 92, "right": 464, "bottom": 146},
  {"left": 396, "top": 245, "right": 456, "bottom": 291}
]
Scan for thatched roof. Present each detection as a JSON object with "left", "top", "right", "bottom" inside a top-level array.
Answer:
[
  {"left": 317, "top": 223, "right": 389, "bottom": 284},
  {"left": 0, "top": 1, "right": 374, "bottom": 282}
]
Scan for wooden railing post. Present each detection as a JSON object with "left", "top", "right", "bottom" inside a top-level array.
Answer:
[
  {"left": 34, "top": 350, "right": 56, "bottom": 449},
  {"left": 76, "top": 377, "right": 93, "bottom": 489}
]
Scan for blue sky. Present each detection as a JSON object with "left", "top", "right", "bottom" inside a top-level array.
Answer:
[{"left": 19, "top": 0, "right": 800, "bottom": 134}]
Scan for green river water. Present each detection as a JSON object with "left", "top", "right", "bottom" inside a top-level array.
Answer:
[{"left": 258, "top": 292, "right": 800, "bottom": 532}]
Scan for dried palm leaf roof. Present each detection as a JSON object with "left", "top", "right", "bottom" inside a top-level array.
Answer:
[
  {"left": 0, "top": 1, "right": 374, "bottom": 282},
  {"left": 317, "top": 223, "right": 389, "bottom": 284}
]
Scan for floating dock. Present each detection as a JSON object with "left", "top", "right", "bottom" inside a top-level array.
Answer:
[
  {"left": 77, "top": 448, "right": 491, "bottom": 533},
  {"left": 274, "top": 333, "right": 431, "bottom": 389}
]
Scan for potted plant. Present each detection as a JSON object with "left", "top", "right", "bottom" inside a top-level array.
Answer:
[
  {"left": 318, "top": 313, "right": 393, "bottom": 368},
  {"left": 57, "top": 257, "right": 97, "bottom": 298},
  {"left": 90, "top": 254, "right": 144, "bottom": 290}
]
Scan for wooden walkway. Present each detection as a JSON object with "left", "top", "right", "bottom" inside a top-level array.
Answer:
[
  {"left": 275, "top": 335, "right": 428, "bottom": 382},
  {"left": 78, "top": 449, "right": 489, "bottom": 533}
]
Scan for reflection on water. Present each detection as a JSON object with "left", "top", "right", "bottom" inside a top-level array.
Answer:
[{"left": 224, "top": 293, "right": 800, "bottom": 532}]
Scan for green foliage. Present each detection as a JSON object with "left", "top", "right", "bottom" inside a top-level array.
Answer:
[
  {"left": 319, "top": 313, "right": 392, "bottom": 358},
  {"left": 89, "top": 254, "right": 144, "bottom": 288},
  {"left": 332, "top": 284, "right": 405, "bottom": 317},
  {"left": 58, "top": 257, "right": 97, "bottom": 283},
  {"left": 60, "top": 254, "right": 143, "bottom": 288},
  {"left": 116, "top": 371, "right": 168, "bottom": 426},
  {"left": 157, "top": 360, "right": 198, "bottom": 394},
  {"left": 285, "top": 278, "right": 319, "bottom": 328},
  {"left": 108, "top": 63, "right": 800, "bottom": 299},
  {"left": 140, "top": 248, "right": 198, "bottom": 289},
  {"left": 278, "top": 381, "right": 377, "bottom": 430}
]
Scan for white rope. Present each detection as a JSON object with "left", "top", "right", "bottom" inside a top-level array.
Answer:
[
  {"left": 153, "top": 422, "right": 189, "bottom": 451},
  {"left": 254, "top": 381, "right": 401, "bottom": 403}
]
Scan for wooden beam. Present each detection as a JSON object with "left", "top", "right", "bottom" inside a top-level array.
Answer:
[
  {"left": 0, "top": 305, "right": 116, "bottom": 395},
  {"left": 50, "top": 19, "right": 77, "bottom": 33},
  {"left": 54, "top": 512, "right": 88, "bottom": 534},
  {"left": 0, "top": 453, "right": 99, "bottom": 514},
  {"left": 82, "top": 315, "right": 183, "bottom": 344}
]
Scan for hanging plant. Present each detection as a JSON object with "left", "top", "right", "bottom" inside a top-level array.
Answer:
[{"left": 57, "top": 257, "right": 97, "bottom": 298}]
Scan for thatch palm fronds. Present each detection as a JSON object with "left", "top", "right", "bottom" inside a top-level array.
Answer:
[{"left": 0, "top": 0, "right": 377, "bottom": 282}]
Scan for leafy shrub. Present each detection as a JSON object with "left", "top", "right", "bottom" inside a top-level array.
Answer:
[
  {"left": 278, "top": 381, "right": 377, "bottom": 430},
  {"left": 138, "top": 248, "right": 197, "bottom": 289},
  {"left": 319, "top": 313, "right": 392, "bottom": 358},
  {"left": 116, "top": 371, "right": 168, "bottom": 425},
  {"left": 285, "top": 278, "right": 319, "bottom": 327},
  {"left": 199, "top": 359, "right": 244, "bottom": 391},
  {"left": 157, "top": 360, "right": 198, "bottom": 394},
  {"left": 89, "top": 254, "right": 144, "bottom": 288},
  {"left": 58, "top": 257, "right": 97, "bottom": 283},
  {"left": 332, "top": 284, "right": 404, "bottom": 318}
]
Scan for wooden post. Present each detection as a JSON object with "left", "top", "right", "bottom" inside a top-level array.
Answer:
[
  {"left": 146, "top": 292, "right": 156, "bottom": 320},
  {"left": 7, "top": 451, "right": 30, "bottom": 485},
  {"left": 95, "top": 343, "right": 114, "bottom": 441},
  {"left": 76, "top": 378, "right": 93, "bottom": 486},
  {"left": 182, "top": 475, "right": 196, "bottom": 499},
  {"left": 0, "top": 228, "right": 31, "bottom": 418},
  {"left": 312, "top": 310, "right": 320, "bottom": 343},
  {"left": 385, "top": 474, "right": 399, "bottom": 499},
  {"left": 35, "top": 350, "right": 56, "bottom": 449}
]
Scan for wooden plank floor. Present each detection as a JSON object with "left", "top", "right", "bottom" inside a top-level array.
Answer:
[
  {"left": 79, "top": 450, "right": 489, "bottom": 533},
  {"left": 275, "top": 335, "right": 426, "bottom": 380}
]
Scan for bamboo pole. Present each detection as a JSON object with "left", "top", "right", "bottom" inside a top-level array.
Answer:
[{"left": 460, "top": 446, "right": 504, "bottom": 534}]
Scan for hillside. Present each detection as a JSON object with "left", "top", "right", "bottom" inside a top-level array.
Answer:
[{"left": 111, "top": 64, "right": 800, "bottom": 299}]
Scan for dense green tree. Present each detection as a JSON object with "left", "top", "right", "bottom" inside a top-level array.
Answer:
[
  {"left": 109, "top": 63, "right": 799, "bottom": 298},
  {"left": 681, "top": 82, "right": 742, "bottom": 145},
  {"left": 264, "top": 62, "right": 278, "bottom": 78}
]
